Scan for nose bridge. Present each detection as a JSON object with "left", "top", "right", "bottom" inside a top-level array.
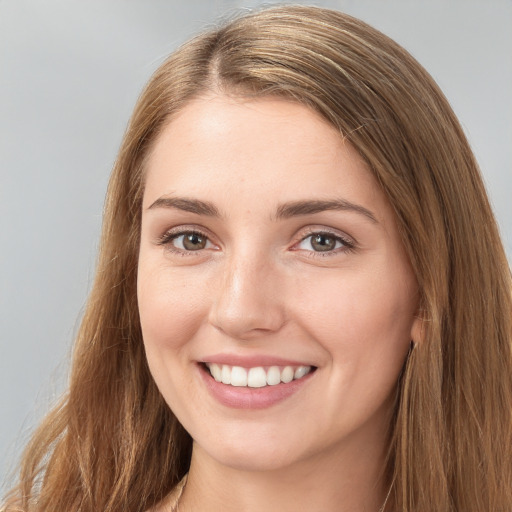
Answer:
[{"left": 209, "top": 245, "right": 286, "bottom": 339}]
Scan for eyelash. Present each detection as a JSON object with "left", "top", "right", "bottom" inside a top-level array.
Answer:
[
  {"left": 294, "top": 229, "right": 356, "bottom": 257},
  {"left": 156, "top": 227, "right": 214, "bottom": 256},
  {"left": 156, "top": 227, "right": 356, "bottom": 257}
]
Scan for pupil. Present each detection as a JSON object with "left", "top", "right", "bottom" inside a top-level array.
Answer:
[
  {"left": 312, "top": 234, "right": 335, "bottom": 252},
  {"left": 183, "top": 233, "right": 206, "bottom": 250}
]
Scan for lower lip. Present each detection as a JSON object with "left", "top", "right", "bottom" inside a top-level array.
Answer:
[{"left": 198, "top": 364, "right": 315, "bottom": 409}]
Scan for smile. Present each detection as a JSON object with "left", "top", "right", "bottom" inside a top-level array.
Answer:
[{"left": 205, "top": 363, "right": 313, "bottom": 388}]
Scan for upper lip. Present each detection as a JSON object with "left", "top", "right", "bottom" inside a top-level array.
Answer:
[{"left": 200, "top": 354, "right": 315, "bottom": 368}]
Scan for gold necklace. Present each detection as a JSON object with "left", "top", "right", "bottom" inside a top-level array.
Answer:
[
  {"left": 173, "top": 483, "right": 393, "bottom": 512},
  {"left": 377, "top": 479, "right": 393, "bottom": 512}
]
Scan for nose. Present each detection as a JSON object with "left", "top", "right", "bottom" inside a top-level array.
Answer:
[{"left": 208, "top": 253, "right": 287, "bottom": 340}]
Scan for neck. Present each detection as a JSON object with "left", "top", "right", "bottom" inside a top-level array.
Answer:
[{"left": 179, "top": 433, "right": 390, "bottom": 512}]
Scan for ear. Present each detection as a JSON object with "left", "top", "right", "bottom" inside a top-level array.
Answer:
[{"left": 410, "top": 313, "right": 425, "bottom": 346}]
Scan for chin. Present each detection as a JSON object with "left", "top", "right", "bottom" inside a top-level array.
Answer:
[{"left": 193, "top": 434, "right": 307, "bottom": 473}]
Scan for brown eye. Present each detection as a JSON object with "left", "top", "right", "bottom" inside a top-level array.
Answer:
[
  {"left": 296, "top": 232, "right": 350, "bottom": 253},
  {"left": 180, "top": 232, "right": 208, "bottom": 250},
  {"left": 164, "top": 231, "right": 213, "bottom": 251},
  {"left": 310, "top": 234, "right": 337, "bottom": 252}
]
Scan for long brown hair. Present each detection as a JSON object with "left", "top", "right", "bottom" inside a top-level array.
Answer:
[{"left": 5, "top": 5, "right": 511, "bottom": 511}]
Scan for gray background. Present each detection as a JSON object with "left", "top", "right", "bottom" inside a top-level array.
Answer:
[{"left": 1, "top": 0, "right": 511, "bottom": 489}]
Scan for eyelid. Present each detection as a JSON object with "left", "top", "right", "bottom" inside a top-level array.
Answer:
[
  {"left": 156, "top": 225, "right": 219, "bottom": 252},
  {"left": 154, "top": 224, "right": 357, "bottom": 257},
  {"left": 291, "top": 226, "right": 357, "bottom": 254}
]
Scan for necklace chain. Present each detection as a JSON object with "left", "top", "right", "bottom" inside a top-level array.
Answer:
[
  {"left": 377, "top": 478, "right": 393, "bottom": 512},
  {"left": 172, "top": 479, "right": 393, "bottom": 512}
]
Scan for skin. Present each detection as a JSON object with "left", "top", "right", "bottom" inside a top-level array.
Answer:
[{"left": 138, "top": 94, "right": 422, "bottom": 512}]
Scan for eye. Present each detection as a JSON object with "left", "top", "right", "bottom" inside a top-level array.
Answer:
[
  {"left": 296, "top": 232, "right": 353, "bottom": 253},
  {"left": 174, "top": 232, "right": 211, "bottom": 251},
  {"left": 158, "top": 229, "right": 215, "bottom": 252}
]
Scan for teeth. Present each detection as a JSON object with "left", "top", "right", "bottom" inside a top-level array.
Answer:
[
  {"left": 210, "top": 363, "right": 222, "bottom": 382},
  {"left": 221, "top": 365, "right": 231, "bottom": 385},
  {"left": 294, "top": 366, "right": 309, "bottom": 379},
  {"left": 266, "top": 366, "right": 281, "bottom": 386},
  {"left": 205, "top": 363, "right": 312, "bottom": 387},
  {"left": 248, "top": 367, "right": 267, "bottom": 388},
  {"left": 281, "top": 366, "right": 294, "bottom": 383},
  {"left": 231, "top": 366, "right": 248, "bottom": 387}
]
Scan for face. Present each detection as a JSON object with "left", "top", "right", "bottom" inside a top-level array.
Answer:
[{"left": 138, "top": 94, "right": 420, "bottom": 472}]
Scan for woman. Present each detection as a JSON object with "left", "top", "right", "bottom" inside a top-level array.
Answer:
[{"left": 3, "top": 5, "right": 511, "bottom": 511}]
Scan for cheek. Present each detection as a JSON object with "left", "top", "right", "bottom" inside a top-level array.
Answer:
[
  {"left": 292, "top": 267, "right": 416, "bottom": 364},
  {"left": 137, "top": 263, "right": 210, "bottom": 354},
  {"left": 137, "top": 263, "right": 212, "bottom": 413}
]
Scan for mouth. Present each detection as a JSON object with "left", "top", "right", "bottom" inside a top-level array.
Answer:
[
  {"left": 198, "top": 359, "right": 317, "bottom": 409},
  {"left": 202, "top": 362, "right": 316, "bottom": 388}
]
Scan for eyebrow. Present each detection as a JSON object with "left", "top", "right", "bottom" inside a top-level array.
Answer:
[
  {"left": 147, "top": 196, "right": 377, "bottom": 223},
  {"left": 147, "top": 196, "right": 221, "bottom": 217},
  {"left": 275, "top": 199, "right": 378, "bottom": 223}
]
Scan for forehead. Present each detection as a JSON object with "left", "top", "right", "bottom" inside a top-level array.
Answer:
[
  {"left": 143, "top": 94, "right": 390, "bottom": 222},
  {"left": 148, "top": 94, "right": 346, "bottom": 166}
]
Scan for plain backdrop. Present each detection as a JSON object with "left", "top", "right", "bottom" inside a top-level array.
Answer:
[{"left": 1, "top": 0, "right": 511, "bottom": 489}]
